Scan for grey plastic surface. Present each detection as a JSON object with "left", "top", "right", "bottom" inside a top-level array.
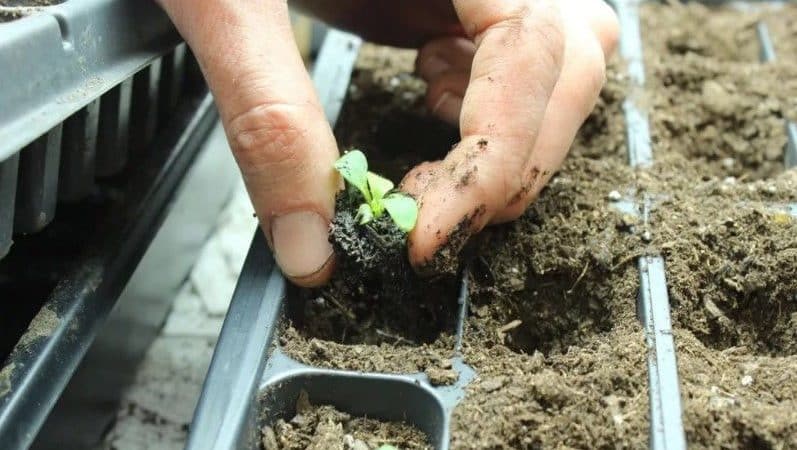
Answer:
[
  {"left": 95, "top": 78, "right": 133, "bottom": 176},
  {"left": 638, "top": 255, "right": 686, "bottom": 450},
  {"left": 14, "top": 124, "right": 63, "bottom": 234},
  {"left": 58, "top": 99, "right": 100, "bottom": 202},
  {"left": 0, "top": 0, "right": 180, "bottom": 163},
  {"left": 787, "top": 121, "right": 797, "bottom": 169},
  {"left": 616, "top": 0, "right": 653, "bottom": 167},
  {"left": 0, "top": 155, "right": 20, "bottom": 258},
  {"left": 0, "top": 93, "right": 219, "bottom": 450}
]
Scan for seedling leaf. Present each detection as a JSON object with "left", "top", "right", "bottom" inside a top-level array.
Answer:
[
  {"left": 383, "top": 193, "right": 418, "bottom": 232},
  {"left": 376, "top": 446, "right": 398, "bottom": 450},
  {"left": 334, "top": 150, "right": 370, "bottom": 202},
  {"left": 367, "top": 171, "right": 394, "bottom": 202}
]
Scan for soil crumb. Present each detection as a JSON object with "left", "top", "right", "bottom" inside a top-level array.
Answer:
[
  {"left": 15, "top": 305, "right": 59, "bottom": 349},
  {"left": 677, "top": 330, "right": 797, "bottom": 449},
  {"left": 262, "top": 391, "right": 432, "bottom": 450}
]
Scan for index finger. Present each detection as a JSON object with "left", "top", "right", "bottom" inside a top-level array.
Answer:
[{"left": 405, "top": 0, "right": 565, "bottom": 272}]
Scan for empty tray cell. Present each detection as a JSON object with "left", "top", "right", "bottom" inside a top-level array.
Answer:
[
  {"left": 58, "top": 99, "right": 100, "bottom": 202},
  {"left": 96, "top": 78, "right": 133, "bottom": 177},
  {"left": 259, "top": 372, "right": 443, "bottom": 449},
  {"left": 129, "top": 59, "right": 163, "bottom": 156},
  {"left": 14, "top": 124, "right": 62, "bottom": 234},
  {"left": 281, "top": 274, "right": 460, "bottom": 375},
  {"left": 158, "top": 44, "right": 187, "bottom": 127},
  {"left": 0, "top": 154, "right": 20, "bottom": 258}
]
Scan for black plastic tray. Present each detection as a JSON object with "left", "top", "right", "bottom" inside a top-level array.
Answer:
[
  {"left": 188, "top": 3, "right": 797, "bottom": 449},
  {"left": 0, "top": 0, "right": 193, "bottom": 257}
]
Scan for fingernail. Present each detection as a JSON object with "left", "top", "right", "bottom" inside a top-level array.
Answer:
[
  {"left": 431, "top": 92, "right": 462, "bottom": 125},
  {"left": 271, "top": 211, "right": 334, "bottom": 278}
]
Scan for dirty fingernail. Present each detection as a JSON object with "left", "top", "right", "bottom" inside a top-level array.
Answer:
[
  {"left": 431, "top": 92, "right": 462, "bottom": 125},
  {"left": 271, "top": 211, "right": 334, "bottom": 278}
]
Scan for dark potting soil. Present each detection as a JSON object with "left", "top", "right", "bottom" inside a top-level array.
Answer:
[
  {"left": 450, "top": 154, "right": 650, "bottom": 448},
  {"left": 261, "top": 391, "right": 431, "bottom": 450},
  {"left": 641, "top": 2, "right": 797, "bottom": 180}
]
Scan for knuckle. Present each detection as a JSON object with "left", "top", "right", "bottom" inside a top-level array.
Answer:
[{"left": 226, "top": 102, "right": 314, "bottom": 176}]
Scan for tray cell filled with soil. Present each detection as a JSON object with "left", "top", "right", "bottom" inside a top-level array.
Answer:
[{"left": 641, "top": 2, "right": 797, "bottom": 180}]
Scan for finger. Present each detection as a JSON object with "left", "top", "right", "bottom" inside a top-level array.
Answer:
[
  {"left": 492, "top": 0, "right": 620, "bottom": 222},
  {"left": 416, "top": 36, "right": 476, "bottom": 81},
  {"left": 158, "top": 0, "right": 337, "bottom": 287},
  {"left": 425, "top": 71, "right": 469, "bottom": 125},
  {"left": 406, "top": 0, "right": 566, "bottom": 270}
]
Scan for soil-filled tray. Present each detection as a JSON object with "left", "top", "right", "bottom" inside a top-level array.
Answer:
[{"left": 189, "top": 2, "right": 797, "bottom": 449}]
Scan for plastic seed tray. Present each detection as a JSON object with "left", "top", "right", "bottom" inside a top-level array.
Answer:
[
  {"left": 189, "top": 4, "right": 797, "bottom": 449},
  {"left": 0, "top": 0, "right": 195, "bottom": 258}
]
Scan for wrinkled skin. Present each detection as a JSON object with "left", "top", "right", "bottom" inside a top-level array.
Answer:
[{"left": 157, "top": 0, "right": 619, "bottom": 286}]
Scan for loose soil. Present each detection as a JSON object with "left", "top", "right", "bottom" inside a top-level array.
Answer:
[
  {"left": 451, "top": 155, "right": 651, "bottom": 448},
  {"left": 261, "top": 391, "right": 431, "bottom": 450},
  {"left": 640, "top": 4, "right": 797, "bottom": 447},
  {"left": 642, "top": 2, "right": 797, "bottom": 180},
  {"left": 677, "top": 330, "right": 797, "bottom": 449}
]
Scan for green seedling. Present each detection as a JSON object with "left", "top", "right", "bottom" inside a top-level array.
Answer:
[
  {"left": 334, "top": 150, "right": 418, "bottom": 232},
  {"left": 376, "top": 446, "right": 399, "bottom": 450}
]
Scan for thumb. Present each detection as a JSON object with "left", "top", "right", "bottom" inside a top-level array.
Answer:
[{"left": 159, "top": 0, "right": 337, "bottom": 287}]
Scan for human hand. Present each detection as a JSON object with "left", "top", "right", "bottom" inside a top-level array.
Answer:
[{"left": 157, "top": 0, "right": 618, "bottom": 284}]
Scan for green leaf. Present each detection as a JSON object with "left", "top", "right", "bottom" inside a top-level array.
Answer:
[
  {"left": 334, "top": 150, "right": 370, "bottom": 202},
  {"left": 382, "top": 193, "right": 418, "bottom": 232},
  {"left": 366, "top": 172, "right": 394, "bottom": 202},
  {"left": 376, "top": 446, "right": 398, "bottom": 450},
  {"left": 355, "top": 203, "right": 374, "bottom": 225}
]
